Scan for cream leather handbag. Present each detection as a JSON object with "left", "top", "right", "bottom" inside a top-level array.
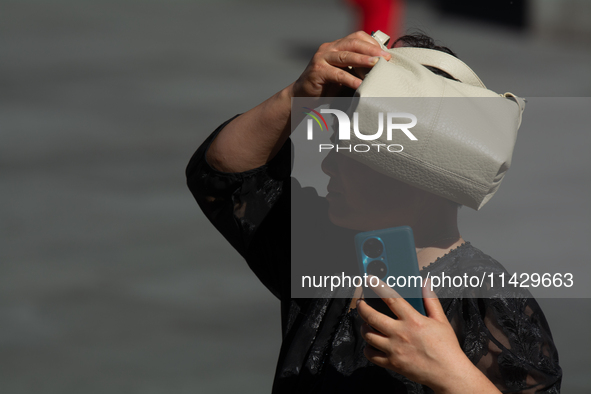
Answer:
[{"left": 342, "top": 31, "right": 526, "bottom": 210}]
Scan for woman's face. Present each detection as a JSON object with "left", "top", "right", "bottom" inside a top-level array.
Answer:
[{"left": 321, "top": 149, "right": 425, "bottom": 231}]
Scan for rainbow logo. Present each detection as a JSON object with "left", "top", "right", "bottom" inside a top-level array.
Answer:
[{"left": 303, "top": 107, "right": 328, "bottom": 132}]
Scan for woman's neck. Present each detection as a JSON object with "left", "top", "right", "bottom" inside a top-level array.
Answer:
[{"left": 416, "top": 236, "right": 464, "bottom": 270}]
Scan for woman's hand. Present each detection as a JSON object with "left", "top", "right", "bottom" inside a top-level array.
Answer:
[
  {"left": 207, "top": 31, "right": 390, "bottom": 173},
  {"left": 357, "top": 278, "right": 501, "bottom": 394},
  {"left": 289, "top": 31, "right": 391, "bottom": 98}
]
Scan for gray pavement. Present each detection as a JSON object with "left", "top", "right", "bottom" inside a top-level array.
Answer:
[{"left": 1, "top": 1, "right": 590, "bottom": 393}]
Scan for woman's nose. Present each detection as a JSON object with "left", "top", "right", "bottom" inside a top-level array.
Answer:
[{"left": 321, "top": 150, "right": 337, "bottom": 177}]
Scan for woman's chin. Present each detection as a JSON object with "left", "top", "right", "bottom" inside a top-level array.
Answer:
[
  {"left": 327, "top": 205, "right": 365, "bottom": 231},
  {"left": 327, "top": 203, "right": 350, "bottom": 228},
  {"left": 328, "top": 213, "right": 356, "bottom": 230}
]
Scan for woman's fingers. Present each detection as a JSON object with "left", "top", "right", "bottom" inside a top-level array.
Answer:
[
  {"left": 322, "top": 67, "right": 363, "bottom": 90},
  {"left": 357, "top": 299, "right": 390, "bottom": 332},
  {"left": 357, "top": 298, "right": 400, "bottom": 336},
  {"left": 291, "top": 31, "right": 392, "bottom": 97},
  {"left": 360, "top": 322, "right": 390, "bottom": 352},
  {"left": 335, "top": 31, "right": 391, "bottom": 55},
  {"left": 332, "top": 38, "right": 391, "bottom": 59},
  {"left": 366, "top": 276, "right": 416, "bottom": 321},
  {"left": 326, "top": 34, "right": 391, "bottom": 66},
  {"left": 422, "top": 278, "right": 447, "bottom": 322},
  {"left": 358, "top": 278, "right": 468, "bottom": 387},
  {"left": 323, "top": 51, "right": 381, "bottom": 68},
  {"left": 342, "top": 30, "right": 380, "bottom": 45},
  {"left": 363, "top": 342, "right": 390, "bottom": 367}
]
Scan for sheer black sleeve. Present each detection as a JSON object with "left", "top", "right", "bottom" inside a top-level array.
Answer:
[
  {"left": 185, "top": 116, "right": 292, "bottom": 300},
  {"left": 445, "top": 296, "right": 562, "bottom": 393},
  {"left": 425, "top": 245, "right": 563, "bottom": 393}
]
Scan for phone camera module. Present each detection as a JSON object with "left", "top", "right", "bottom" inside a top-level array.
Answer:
[
  {"left": 363, "top": 238, "right": 383, "bottom": 258},
  {"left": 366, "top": 260, "right": 388, "bottom": 279}
]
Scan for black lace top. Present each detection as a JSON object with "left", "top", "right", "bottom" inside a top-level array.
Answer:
[{"left": 186, "top": 117, "right": 562, "bottom": 393}]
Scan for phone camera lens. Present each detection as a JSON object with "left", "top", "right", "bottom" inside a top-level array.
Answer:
[
  {"left": 366, "top": 260, "right": 388, "bottom": 279},
  {"left": 363, "top": 238, "right": 383, "bottom": 258}
]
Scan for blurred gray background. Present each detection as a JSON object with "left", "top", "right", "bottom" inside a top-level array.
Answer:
[{"left": 1, "top": 0, "right": 590, "bottom": 393}]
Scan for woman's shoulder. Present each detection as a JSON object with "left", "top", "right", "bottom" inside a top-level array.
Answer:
[
  {"left": 422, "top": 242, "right": 507, "bottom": 275},
  {"left": 421, "top": 242, "right": 529, "bottom": 299}
]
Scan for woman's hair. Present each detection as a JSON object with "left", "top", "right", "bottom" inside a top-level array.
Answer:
[{"left": 391, "top": 33, "right": 457, "bottom": 56}]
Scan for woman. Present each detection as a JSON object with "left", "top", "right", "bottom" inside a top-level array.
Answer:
[{"left": 187, "top": 31, "right": 561, "bottom": 393}]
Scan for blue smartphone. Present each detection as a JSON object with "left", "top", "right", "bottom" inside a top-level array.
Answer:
[{"left": 354, "top": 226, "right": 426, "bottom": 317}]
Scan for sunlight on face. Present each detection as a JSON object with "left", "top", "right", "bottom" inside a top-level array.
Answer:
[{"left": 320, "top": 149, "right": 426, "bottom": 231}]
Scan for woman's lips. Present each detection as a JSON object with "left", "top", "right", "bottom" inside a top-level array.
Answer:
[
  {"left": 326, "top": 187, "right": 342, "bottom": 201},
  {"left": 326, "top": 182, "right": 342, "bottom": 194}
]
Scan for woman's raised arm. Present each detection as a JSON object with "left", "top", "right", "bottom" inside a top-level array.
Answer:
[{"left": 205, "top": 31, "right": 391, "bottom": 173}]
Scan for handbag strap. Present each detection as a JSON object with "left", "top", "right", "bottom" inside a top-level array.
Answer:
[{"left": 391, "top": 47, "right": 487, "bottom": 89}]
